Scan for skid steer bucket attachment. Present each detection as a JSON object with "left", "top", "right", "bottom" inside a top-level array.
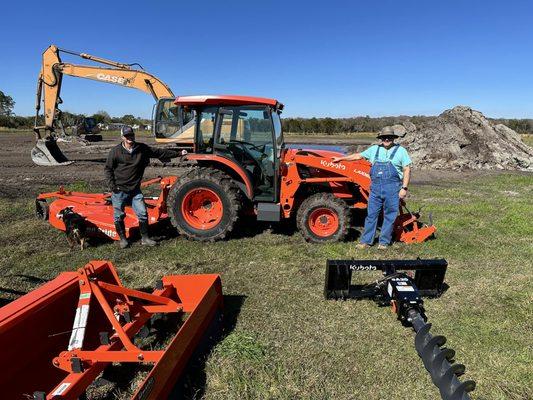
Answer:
[
  {"left": 324, "top": 259, "right": 475, "bottom": 400},
  {"left": 31, "top": 137, "right": 73, "bottom": 166},
  {"left": 0, "top": 260, "right": 223, "bottom": 399}
]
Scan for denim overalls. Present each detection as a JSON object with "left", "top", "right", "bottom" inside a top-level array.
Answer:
[{"left": 360, "top": 145, "right": 401, "bottom": 246}]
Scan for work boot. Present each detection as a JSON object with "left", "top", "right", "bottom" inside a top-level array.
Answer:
[
  {"left": 377, "top": 244, "right": 389, "bottom": 250},
  {"left": 139, "top": 220, "right": 157, "bottom": 246},
  {"left": 114, "top": 221, "right": 130, "bottom": 249},
  {"left": 356, "top": 243, "right": 370, "bottom": 249}
]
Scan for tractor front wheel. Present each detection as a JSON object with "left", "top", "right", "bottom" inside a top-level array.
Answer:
[
  {"left": 168, "top": 168, "right": 241, "bottom": 241},
  {"left": 296, "top": 193, "right": 350, "bottom": 243}
]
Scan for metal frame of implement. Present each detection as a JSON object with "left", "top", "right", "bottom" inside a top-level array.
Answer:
[
  {"left": 0, "top": 260, "right": 223, "bottom": 399},
  {"left": 324, "top": 259, "right": 476, "bottom": 400}
]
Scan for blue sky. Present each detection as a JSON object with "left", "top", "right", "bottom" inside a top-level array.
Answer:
[{"left": 1, "top": 0, "right": 532, "bottom": 118}]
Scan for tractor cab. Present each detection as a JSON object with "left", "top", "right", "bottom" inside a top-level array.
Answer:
[{"left": 155, "top": 95, "right": 284, "bottom": 201}]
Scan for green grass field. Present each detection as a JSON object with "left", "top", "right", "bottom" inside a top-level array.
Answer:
[{"left": 0, "top": 173, "right": 531, "bottom": 399}]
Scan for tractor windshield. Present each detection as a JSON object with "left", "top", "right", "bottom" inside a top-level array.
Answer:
[{"left": 272, "top": 111, "right": 283, "bottom": 155}]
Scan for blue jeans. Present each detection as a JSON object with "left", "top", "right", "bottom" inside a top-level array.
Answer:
[
  {"left": 360, "top": 182, "right": 401, "bottom": 246},
  {"left": 111, "top": 189, "right": 148, "bottom": 223}
]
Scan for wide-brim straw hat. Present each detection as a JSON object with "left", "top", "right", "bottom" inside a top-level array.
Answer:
[{"left": 376, "top": 126, "right": 399, "bottom": 138}]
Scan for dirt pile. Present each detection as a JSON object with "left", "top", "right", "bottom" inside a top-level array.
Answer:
[{"left": 396, "top": 106, "right": 533, "bottom": 170}]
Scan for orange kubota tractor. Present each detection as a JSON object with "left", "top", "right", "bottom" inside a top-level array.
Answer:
[
  {"left": 157, "top": 95, "right": 435, "bottom": 243},
  {"left": 38, "top": 93, "right": 435, "bottom": 244}
]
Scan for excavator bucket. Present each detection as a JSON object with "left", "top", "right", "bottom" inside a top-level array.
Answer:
[
  {"left": 31, "top": 137, "right": 73, "bottom": 166},
  {"left": 0, "top": 260, "right": 223, "bottom": 399}
]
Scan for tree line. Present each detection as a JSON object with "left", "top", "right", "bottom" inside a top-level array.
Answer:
[
  {"left": 281, "top": 116, "right": 533, "bottom": 134},
  {"left": 2, "top": 90, "right": 532, "bottom": 134}
]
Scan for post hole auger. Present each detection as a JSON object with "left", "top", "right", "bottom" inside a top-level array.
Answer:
[
  {"left": 0, "top": 260, "right": 223, "bottom": 399},
  {"left": 324, "top": 259, "right": 476, "bottom": 400},
  {"left": 33, "top": 45, "right": 176, "bottom": 166}
]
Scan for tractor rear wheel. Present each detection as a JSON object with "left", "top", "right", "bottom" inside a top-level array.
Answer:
[
  {"left": 296, "top": 193, "right": 350, "bottom": 243},
  {"left": 168, "top": 167, "right": 241, "bottom": 241}
]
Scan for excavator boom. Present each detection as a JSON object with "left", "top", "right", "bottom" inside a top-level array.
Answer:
[{"left": 33, "top": 45, "right": 175, "bottom": 166}]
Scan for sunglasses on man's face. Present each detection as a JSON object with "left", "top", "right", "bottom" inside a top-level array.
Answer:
[{"left": 381, "top": 136, "right": 395, "bottom": 141}]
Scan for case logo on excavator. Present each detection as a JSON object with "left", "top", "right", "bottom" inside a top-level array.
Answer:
[
  {"left": 320, "top": 160, "right": 346, "bottom": 170},
  {"left": 95, "top": 73, "right": 131, "bottom": 85}
]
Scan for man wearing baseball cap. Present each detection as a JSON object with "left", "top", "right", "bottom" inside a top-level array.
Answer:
[
  {"left": 105, "top": 125, "right": 182, "bottom": 248},
  {"left": 332, "top": 126, "right": 412, "bottom": 249}
]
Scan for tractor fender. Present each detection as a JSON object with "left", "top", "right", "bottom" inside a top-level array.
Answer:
[{"left": 186, "top": 154, "right": 254, "bottom": 199}]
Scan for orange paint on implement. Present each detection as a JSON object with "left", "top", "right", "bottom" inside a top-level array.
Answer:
[
  {"left": 0, "top": 260, "right": 223, "bottom": 399},
  {"left": 36, "top": 176, "right": 178, "bottom": 241}
]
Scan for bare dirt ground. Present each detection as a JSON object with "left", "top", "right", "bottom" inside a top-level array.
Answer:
[
  {"left": 0, "top": 131, "right": 511, "bottom": 199},
  {"left": 0, "top": 131, "right": 184, "bottom": 198}
]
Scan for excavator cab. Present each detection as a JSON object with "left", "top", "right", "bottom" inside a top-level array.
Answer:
[{"left": 153, "top": 98, "right": 196, "bottom": 144}]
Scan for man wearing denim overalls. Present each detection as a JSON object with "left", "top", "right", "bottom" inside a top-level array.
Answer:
[{"left": 332, "top": 126, "right": 412, "bottom": 249}]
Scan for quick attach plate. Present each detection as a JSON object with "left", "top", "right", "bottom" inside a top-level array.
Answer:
[{"left": 324, "top": 258, "right": 447, "bottom": 300}]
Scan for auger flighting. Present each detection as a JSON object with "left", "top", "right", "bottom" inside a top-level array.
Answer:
[{"left": 324, "top": 258, "right": 476, "bottom": 400}]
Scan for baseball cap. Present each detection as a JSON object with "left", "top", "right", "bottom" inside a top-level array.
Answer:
[{"left": 121, "top": 125, "right": 135, "bottom": 137}]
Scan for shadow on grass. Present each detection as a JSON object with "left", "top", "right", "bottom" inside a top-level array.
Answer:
[
  {"left": 0, "top": 275, "right": 51, "bottom": 306},
  {"left": 169, "top": 294, "right": 246, "bottom": 400},
  {"left": 0, "top": 287, "right": 27, "bottom": 307}
]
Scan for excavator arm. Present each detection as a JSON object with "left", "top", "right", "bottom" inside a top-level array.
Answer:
[{"left": 32, "top": 45, "right": 176, "bottom": 166}]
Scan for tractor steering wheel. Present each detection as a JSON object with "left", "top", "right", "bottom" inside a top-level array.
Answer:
[{"left": 229, "top": 139, "right": 265, "bottom": 152}]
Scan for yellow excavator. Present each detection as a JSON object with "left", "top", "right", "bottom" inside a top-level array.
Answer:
[{"left": 33, "top": 45, "right": 194, "bottom": 166}]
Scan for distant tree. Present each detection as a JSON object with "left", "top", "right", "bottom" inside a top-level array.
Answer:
[
  {"left": 121, "top": 114, "right": 137, "bottom": 125},
  {"left": 60, "top": 111, "right": 85, "bottom": 127},
  {"left": 0, "top": 91, "right": 15, "bottom": 116},
  {"left": 91, "top": 110, "right": 111, "bottom": 124}
]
